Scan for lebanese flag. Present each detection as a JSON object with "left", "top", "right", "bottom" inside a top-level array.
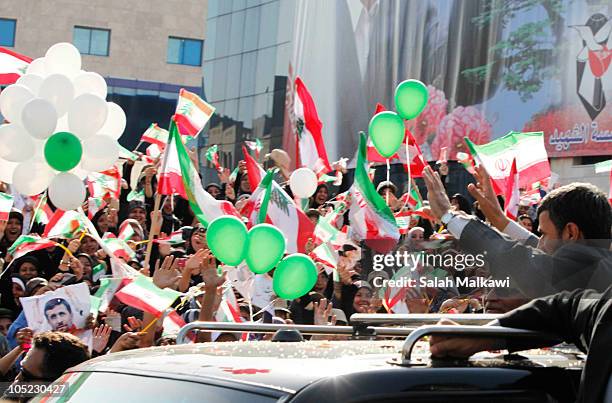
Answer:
[
  {"left": 140, "top": 123, "right": 169, "bottom": 147},
  {"left": 503, "top": 159, "right": 520, "bottom": 221},
  {"left": 595, "top": 159, "right": 612, "bottom": 204},
  {"left": 88, "top": 167, "right": 122, "bottom": 199},
  {"left": 8, "top": 235, "right": 55, "bottom": 260},
  {"left": 0, "top": 192, "right": 13, "bottom": 221},
  {"left": 160, "top": 118, "right": 240, "bottom": 226},
  {"left": 43, "top": 210, "right": 87, "bottom": 239},
  {"left": 294, "top": 77, "right": 332, "bottom": 175},
  {"left": 366, "top": 103, "right": 427, "bottom": 177},
  {"left": 115, "top": 275, "right": 181, "bottom": 316},
  {"left": 243, "top": 146, "right": 315, "bottom": 253},
  {"left": 349, "top": 133, "right": 400, "bottom": 253},
  {"left": 466, "top": 131, "right": 550, "bottom": 195},
  {"left": 0, "top": 47, "right": 31, "bottom": 85},
  {"left": 154, "top": 230, "right": 184, "bottom": 246},
  {"left": 174, "top": 88, "right": 215, "bottom": 137}
]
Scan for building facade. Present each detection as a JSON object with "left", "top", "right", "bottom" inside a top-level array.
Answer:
[{"left": 0, "top": 0, "right": 207, "bottom": 150}]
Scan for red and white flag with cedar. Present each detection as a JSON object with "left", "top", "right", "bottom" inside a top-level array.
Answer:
[
  {"left": 243, "top": 146, "right": 315, "bottom": 254},
  {"left": 0, "top": 192, "right": 13, "bottom": 221},
  {"left": 293, "top": 77, "right": 332, "bottom": 175},
  {"left": 140, "top": 123, "right": 169, "bottom": 147},
  {"left": 0, "top": 47, "right": 31, "bottom": 85},
  {"left": 503, "top": 159, "right": 520, "bottom": 221},
  {"left": 175, "top": 88, "right": 215, "bottom": 137},
  {"left": 88, "top": 167, "right": 122, "bottom": 199},
  {"left": 366, "top": 103, "right": 427, "bottom": 177}
]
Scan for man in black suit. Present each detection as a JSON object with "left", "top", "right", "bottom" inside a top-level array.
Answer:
[{"left": 429, "top": 286, "right": 612, "bottom": 403}]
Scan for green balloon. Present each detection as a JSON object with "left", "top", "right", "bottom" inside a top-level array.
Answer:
[
  {"left": 368, "top": 111, "right": 405, "bottom": 158},
  {"left": 44, "top": 132, "right": 82, "bottom": 172},
  {"left": 206, "top": 216, "right": 248, "bottom": 266},
  {"left": 394, "top": 79, "right": 428, "bottom": 120},
  {"left": 273, "top": 253, "right": 318, "bottom": 300},
  {"left": 246, "top": 224, "right": 286, "bottom": 274}
]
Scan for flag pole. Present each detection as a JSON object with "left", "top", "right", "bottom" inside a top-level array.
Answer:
[{"left": 143, "top": 193, "right": 162, "bottom": 272}]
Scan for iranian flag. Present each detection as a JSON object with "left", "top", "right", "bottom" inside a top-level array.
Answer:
[
  {"left": 88, "top": 167, "right": 122, "bottom": 199},
  {"left": 243, "top": 146, "right": 315, "bottom": 253},
  {"left": 313, "top": 200, "right": 346, "bottom": 244},
  {"left": 465, "top": 131, "right": 550, "bottom": 194},
  {"left": 205, "top": 144, "right": 221, "bottom": 171},
  {"left": 400, "top": 186, "right": 423, "bottom": 210},
  {"left": 154, "top": 230, "right": 184, "bottom": 246},
  {"left": 140, "top": 123, "right": 169, "bottom": 147},
  {"left": 310, "top": 242, "right": 339, "bottom": 271},
  {"left": 8, "top": 235, "right": 55, "bottom": 260},
  {"left": 175, "top": 88, "right": 215, "bottom": 137},
  {"left": 87, "top": 197, "right": 107, "bottom": 220},
  {"left": 595, "top": 159, "right": 612, "bottom": 203},
  {"left": 241, "top": 170, "right": 275, "bottom": 226},
  {"left": 294, "top": 77, "right": 332, "bottom": 175},
  {"left": 245, "top": 139, "right": 262, "bottom": 159},
  {"left": 161, "top": 309, "right": 186, "bottom": 337},
  {"left": 30, "top": 193, "right": 53, "bottom": 229},
  {"left": 366, "top": 103, "right": 427, "bottom": 177},
  {"left": 117, "top": 221, "right": 135, "bottom": 241},
  {"left": 126, "top": 188, "right": 144, "bottom": 203},
  {"left": 91, "top": 263, "right": 106, "bottom": 283},
  {"left": 159, "top": 118, "right": 240, "bottom": 226},
  {"left": 394, "top": 211, "right": 412, "bottom": 235},
  {"left": 349, "top": 132, "right": 400, "bottom": 253},
  {"left": 94, "top": 278, "right": 128, "bottom": 312},
  {"left": 0, "top": 47, "right": 31, "bottom": 85},
  {"left": 456, "top": 152, "right": 476, "bottom": 174},
  {"left": 503, "top": 159, "right": 520, "bottom": 221},
  {"left": 102, "top": 234, "right": 136, "bottom": 261},
  {"left": 0, "top": 192, "right": 13, "bottom": 221},
  {"left": 43, "top": 210, "right": 87, "bottom": 239},
  {"left": 119, "top": 144, "right": 139, "bottom": 161},
  {"left": 115, "top": 275, "right": 181, "bottom": 316}
]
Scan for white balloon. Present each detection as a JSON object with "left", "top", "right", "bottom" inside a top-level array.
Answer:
[
  {"left": 99, "top": 102, "right": 126, "bottom": 140},
  {"left": 289, "top": 168, "right": 318, "bottom": 198},
  {"left": 0, "top": 84, "right": 34, "bottom": 124},
  {"left": 48, "top": 172, "right": 86, "bottom": 210},
  {"left": 26, "top": 58, "right": 47, "bottom": 76},
  {"left": 31, "top": 139, "right": 46, "bottom": 162},
  {"left": 39, "top": 74, "right": 74, "bottom": 117},
  {"left": 81, "top": 135, "right": 119, "bottom": 172},
  {"left": 73, "top": 72, "right": 107, "bottom": 98},
  {"left": 44, "top": 42, "right": 82, "bottom": 77},
  {"left": 12, "top": 161, "right": 54, "bottom": 196},
  {"left": 68, "top": 94, "right": 108, "bottom": 139},
  {"left": 0, "top": 158, "right": 18, "bottom": 183},
  {"left": 56, "top": 114, "right": 69, "bottom": 131},
  {"left": 70, "top": 164, "right": 88, "bottom": 180},
  {"left": 21, "top": 98, "right": 57, "bottom": 139},
  {"left": 0, "top": 124, "right": 35, "bottom": 162},
  {"left": 16, "top": 74, "right": 44, "bottom": 96}
]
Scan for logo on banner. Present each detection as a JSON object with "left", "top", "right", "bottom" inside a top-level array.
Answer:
[{"left": 572, "top": 13, "right": 612, "bottom": 120}]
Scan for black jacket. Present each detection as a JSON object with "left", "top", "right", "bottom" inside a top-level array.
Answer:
[{"left": 499, "top": 286, "right": 612, "bottom": 403}]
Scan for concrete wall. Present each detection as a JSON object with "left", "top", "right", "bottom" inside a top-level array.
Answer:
[
  {"left": 550, "top": 157, "right": 609, "bottom": 192},
  {"left": 0, "top": 0, "right": 207, "bottom": 87}
]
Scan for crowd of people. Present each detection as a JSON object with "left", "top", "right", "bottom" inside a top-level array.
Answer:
[{"left": 0, "top": 145, "right": 610, "bottom": 401}]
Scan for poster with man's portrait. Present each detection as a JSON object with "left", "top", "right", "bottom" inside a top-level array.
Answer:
[{"left": 20, "top": 283, "right": 92, "bottom": 346}]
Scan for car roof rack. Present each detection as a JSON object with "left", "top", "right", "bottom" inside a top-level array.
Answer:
[
  {"left": 350, "top": 313, "right": 501, "bottom": 326},
  {"left": 401, "top": 325, "right": 561, "bottom": 365},
  {"left": 176, "top": 321, "right": 417, "bottom": 344}
]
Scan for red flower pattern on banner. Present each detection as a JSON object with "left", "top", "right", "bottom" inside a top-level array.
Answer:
[
  {"left": 431, "top": 106, "right": 492, "bottom": 160},
  {"left": 407, "top": 85, "right": 448, "bottom": 145}
]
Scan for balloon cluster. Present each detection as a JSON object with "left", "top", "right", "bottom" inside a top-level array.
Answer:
[
  {"left": 0, "top": 42, "right": 126, "bottom": 210},
  {"left": 207, "top": 216, "right": 318, "bottom": 299},
  {"left": 368, "top": 79, "right": 429, "bottom": 158}
]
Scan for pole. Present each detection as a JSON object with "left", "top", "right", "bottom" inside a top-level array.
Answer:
[{"left": 142, "top": 193, "right": 162, "bottom": 272}]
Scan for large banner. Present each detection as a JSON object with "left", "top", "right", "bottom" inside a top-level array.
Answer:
[{"left": 290, "top": 0, "right": 612, "bottom": 162}]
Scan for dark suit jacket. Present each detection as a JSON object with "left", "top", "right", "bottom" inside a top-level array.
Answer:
[
  {"left": 498, "top": 287, "right": 612, "bottom": 403},
  {"left": 458, "top": 219, "right": 612, "bottom": 298}
]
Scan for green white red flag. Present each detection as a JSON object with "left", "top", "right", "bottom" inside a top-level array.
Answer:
[
  {"left": 30, "top": 193, "right": 53, "bottom": 230},
  {"left": 159, "top": 117, "right": 240, "bottom": 226},
  {"left": 241, "top": 170, "right": 275, "bottom": 226},
  {"left": 93, "top": 277, "right": 129, "bottom": 313},
  {"left": 309, "top": 242, "right": 338, "bottom": 271},
  {"left": 456, "top": 151, "right": 476, "bottom": 174},
  {"left": 91, "top": 263, "right": 106, "bottom": 283},
  {"left": 394, "top": 211, "right": 412, "bottom": 235},
  {"left": 115, "top": 275, "right": 181, "bottom": 316},
  {"left": 140, "top": 123, "right": 169, "bottom": 147},
  {"left": 102, "top": 233, "right": 136, "bottom": 261},
  {"left": 0, "top": 192, "right": 13, "bottom": 221},
  {"left": 205, "top": 144, "right": 221, "bottom": 171},
  {"left": 118, "top": 144, "right": 139, "bottom": 161},
  {"left": 293, "top": 77, "right": 332, "bottom": 175},
  {"left": 503, "top": 159, "right": 520, "bottom": 220},
  {"left": 8, "top": 235, "right": 55, "bottom": 260},
  {"left": 0, "top": 47, "right": 31, "bottom": 84},
  {"left": 175, "top": 88, "right": 215, "bottom": 137},
  {"left": 126, "top": 188, "right": 145, "bottom": 203},
  {"left": 87, "top": 197, "right": 107, "bottom": 220},
  {"left": 244, "top": 139, "right": 263, "bottom": 160},
  {"left": 154, "top": 230, "right": 184, "bottom": 246},
  {"left": 465, "top": 131, "right": 550, "bottom": 195},
  {"left": 43, "top": 210, "right": 87, "bottom": 239},
  {"left": 87, "top": 167, "right": 122, "bottom": 199},
  {"left": 400, "top": 186, "right": 423, "bottom": 210},
  {"left": 117, "top": 221, "right": 136, "bottom": 241},
  {"left": 242, "top": 145, "right": 315, "bottom": 253},
  {"left": 161, "top": 309, "right": 187, "bottom": 337},
  {"left": 349, "top": 132, "right": 400, "bottom": 253}
]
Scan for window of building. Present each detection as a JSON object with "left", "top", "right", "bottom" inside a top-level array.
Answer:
[
  {"left": 73, "top": 26, "right": 110, "bottom": 56},
  {"left": 167, "top": 37, "right": 203, "bottom": 66},
  {"left": 0, "top": 18, "right": 16, "bottom": 47}
]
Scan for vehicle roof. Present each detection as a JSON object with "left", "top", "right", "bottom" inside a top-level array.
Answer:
[{"left": 70, "top": 340, "right": 585, "bottom": 395}]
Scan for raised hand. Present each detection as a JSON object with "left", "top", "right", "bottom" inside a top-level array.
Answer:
[
  {"left": 123, "top": 316, "right": 143, "bottom": 333},
  {"left": 16, "top": 328, "right": 33, "bottom": 349},
  {"left": 421, "top": 166, "right": 452, "bottom": 221},
  {"left": 200, "top": 259, "right": 226, "bottom": 291},
  {"left": 467, "top": 165, "right": 509, "bottom": 230},
  {"left": 153, "top": 256, "right": 181, "bottom": 290},
  {"left": 92, "top": 324, "right": 112, "bottom": 353},
  {"left": 313, "top": 298, "right": 336, "bottom": 326},
  {"left": 109, "top": 332, "right": 142, "bottom": 353}
]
